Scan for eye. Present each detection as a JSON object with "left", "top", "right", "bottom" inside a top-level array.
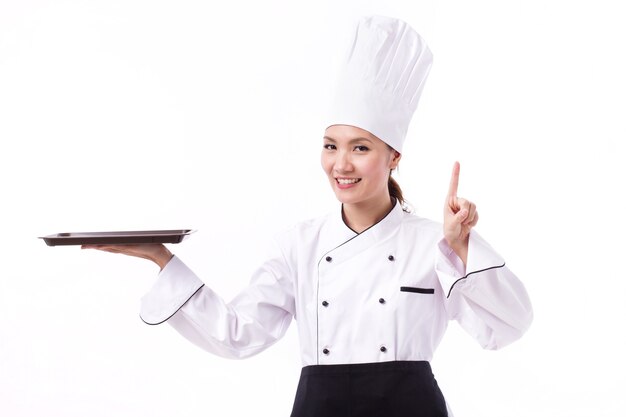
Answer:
[
  {"left": 323, "top": 143, "right": 336, "bottom": 150},
  {"left": 354, "top": 145, "right": 369, "bottom": 152}
]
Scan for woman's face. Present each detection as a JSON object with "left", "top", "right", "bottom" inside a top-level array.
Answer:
[{"left": 321, "top": 124, "right": 401, "bottom": 207}]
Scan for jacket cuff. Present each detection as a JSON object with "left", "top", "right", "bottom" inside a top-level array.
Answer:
[
  {"left": 139, "top": 256, "right": 204, "bottom": 325},
  {"left": 436, "top": 231, "right": 505, "bottom": 298},
  {"left": 435, "top": 239, "right": 465, "bottom": 297}
]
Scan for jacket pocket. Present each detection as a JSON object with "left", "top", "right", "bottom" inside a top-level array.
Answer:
[{"left": 400, "top": 286, "right": 435, "bottom": 294}]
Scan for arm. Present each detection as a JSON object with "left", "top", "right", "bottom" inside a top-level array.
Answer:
[
  {"left": 437, "top": 162, "right": 533, "bottom": 349},
  {"left": 83, "top": 241, "right": 295, "bottom": 359}
]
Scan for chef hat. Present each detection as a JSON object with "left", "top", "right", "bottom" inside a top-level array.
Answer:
[{"left": 327, "top": 15, "right": 433, "bottom": 153}]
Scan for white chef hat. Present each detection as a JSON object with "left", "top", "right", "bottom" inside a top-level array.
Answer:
[{"left": 327, "top": 15, "right": 433, "bottom": 153}]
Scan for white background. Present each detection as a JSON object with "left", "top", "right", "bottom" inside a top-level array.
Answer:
[{"left": 1, "top": 0, "right": 624, "bottom": 416}]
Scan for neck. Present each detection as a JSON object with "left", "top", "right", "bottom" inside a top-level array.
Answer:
[{"left": 342, "top": 196, "right": 395, "bottom": 234}]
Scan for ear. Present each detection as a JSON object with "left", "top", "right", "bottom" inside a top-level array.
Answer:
[{"left": 390, "top": 150, "right": 402, "bottom": 169}]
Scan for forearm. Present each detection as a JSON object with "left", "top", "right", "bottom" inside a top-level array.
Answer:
[
  {"left": 436, "top": 232, "right": 533, "bottom": 349},
  {"left": 140, "top": 255, "right": 294, "bottom": 358}
]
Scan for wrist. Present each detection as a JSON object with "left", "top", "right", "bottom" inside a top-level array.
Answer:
[
  {"left": 447, "top": 237, "right": 469, "bottom": 267},
  {"left": 152, "top": 245, "right": 174, "bottom": 270}
]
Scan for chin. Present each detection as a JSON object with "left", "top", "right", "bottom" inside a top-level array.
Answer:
[{"left": 333, "top": 193, "right": 360, "bottom": 205}]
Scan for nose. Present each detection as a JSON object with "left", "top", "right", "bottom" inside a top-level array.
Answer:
[{"left": 334, "top": 150, "right": 353, "bottom": 174}]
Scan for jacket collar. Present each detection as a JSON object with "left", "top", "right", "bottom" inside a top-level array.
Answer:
[{"left": 319, "top": 199, "right": 404, "bottom": 263}]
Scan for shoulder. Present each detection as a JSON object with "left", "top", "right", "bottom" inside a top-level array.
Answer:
[
  {"left": 272, "top": 212, "right": 332, "bottom": 244},
  {"left": 401, "top": 210, "right": 441, "bottom": 231},
  {"left": 399, "top": 211, "right": 443, "bottom": 240}
]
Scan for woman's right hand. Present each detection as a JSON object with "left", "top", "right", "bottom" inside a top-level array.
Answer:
[{"left": 81, "top": 243, "right": 174, "bottom": 270}]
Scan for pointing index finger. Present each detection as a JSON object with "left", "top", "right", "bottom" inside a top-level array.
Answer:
[{"left": 448, "top": 161, "right": 460, "bottom": 198}]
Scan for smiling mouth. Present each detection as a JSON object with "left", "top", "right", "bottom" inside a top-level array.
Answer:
[{"left": 336, "top": 178, "right": 361, "bottom": 185}]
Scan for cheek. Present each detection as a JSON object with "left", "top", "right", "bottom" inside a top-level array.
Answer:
[
  {"left": 363, "top": 159, "right": 391, "bottom": 182},
  {"left": 320, "top": 154, "right": 333, "bottom": 175}
]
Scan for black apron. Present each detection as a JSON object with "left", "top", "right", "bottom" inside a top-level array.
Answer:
[{"left": 290, "top": 361, "right": 448, "bottom": 417}]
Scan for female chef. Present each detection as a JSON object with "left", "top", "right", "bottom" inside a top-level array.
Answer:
[{"left": 84, "top": 16, "right": 533, "bottom": 417}]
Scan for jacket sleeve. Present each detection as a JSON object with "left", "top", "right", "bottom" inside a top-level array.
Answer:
[
  {"left": 434, "top": 231, "right": 533, "bottom": 350},
  {"left": 139, "top": 239, "right": 295, "bottom": 359}
]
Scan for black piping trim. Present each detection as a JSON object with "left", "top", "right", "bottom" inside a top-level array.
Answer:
[
  {"left": 446, "top": 263, "right": 506, "bottom": 299},
  {"left": 400, "top": 287, "right": 435, "bottom": 294},
  {"left": 140, "top": 284, "right": 206, "bottom": 326},
  {"left": 319, "top": 201, "right": 396, "bottom": 262},
  {"left": 341, "top": 199, "right": 396, "bottom": 236}
]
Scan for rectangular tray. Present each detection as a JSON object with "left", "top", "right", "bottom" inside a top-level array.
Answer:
[{"left": 40, "top": 229, "right": 195, "bottom": 246}]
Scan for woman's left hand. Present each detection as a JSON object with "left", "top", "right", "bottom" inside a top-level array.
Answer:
[{"left": 443, "top": 162, "right": 478, "bottom": 265}]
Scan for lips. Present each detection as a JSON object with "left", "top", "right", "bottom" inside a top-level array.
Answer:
[
  {"left": 335, "top": 177, "right": 362, "bottom": 190},
  {"left": 336, "top": 178, "right": 361, "bottom": 185}
]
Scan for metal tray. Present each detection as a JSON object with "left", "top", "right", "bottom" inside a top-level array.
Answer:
[{"left": 40, "top": 229, "right": 195, "bottom": 246}]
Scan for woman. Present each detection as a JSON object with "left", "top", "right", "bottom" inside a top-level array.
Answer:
[{"left": 84, "top": 16, "right": 532, "bottom": 417}]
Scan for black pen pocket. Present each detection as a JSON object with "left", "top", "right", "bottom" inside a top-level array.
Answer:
[{"left": 400, "top": 286, "right": 435, "bottom": 294}]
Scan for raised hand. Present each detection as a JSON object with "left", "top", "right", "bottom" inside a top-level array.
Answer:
[{"left": 443, "top": 162, "right": 478, "bottom": 265}]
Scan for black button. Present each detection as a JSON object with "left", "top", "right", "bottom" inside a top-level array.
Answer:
[
  {"left": 326, "top": 256, "right": 332, "bottom": 262},
  {"left": 388, "top": 255, "right": 395, "bottom": 261},
  {"left": 380, "top": 346, "right": 387, "bottom": 352},
  {"left": 323, "top": 348, "right": 330, "bottom": 355},
  {"left": 379, "top": 298, "right": 386, "bottom": 304},
  {"left": 322, "top": 300, "right": 329, "bottom": 307}
]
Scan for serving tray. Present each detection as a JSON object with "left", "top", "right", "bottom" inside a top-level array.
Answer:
[{"left": 40, "top": 229, "right": 195, "bottom": 246}]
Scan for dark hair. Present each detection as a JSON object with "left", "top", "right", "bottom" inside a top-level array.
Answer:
[
  {"left": 388, "top": 175, "right": 405, "bottom": 207},
  {"left": 386, "top": 144, "right": 409, "bottom": 211}
]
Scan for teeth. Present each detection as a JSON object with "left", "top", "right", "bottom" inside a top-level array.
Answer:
[{"left": 337, "top": 178, "right": 361, "bottom": 184}]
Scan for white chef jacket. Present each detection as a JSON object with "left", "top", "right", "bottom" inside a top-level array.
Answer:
[{"left": 140, "top": 201, "right": 533, "bottom": 366}]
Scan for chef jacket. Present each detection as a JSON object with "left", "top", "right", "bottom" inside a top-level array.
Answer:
[{"left": 140, "top": 201, "right": 533, "bottom": 366}]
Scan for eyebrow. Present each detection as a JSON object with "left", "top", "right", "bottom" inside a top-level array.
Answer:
[{"left": 323, "top": 136, "right": 374, "bottom": 144}]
